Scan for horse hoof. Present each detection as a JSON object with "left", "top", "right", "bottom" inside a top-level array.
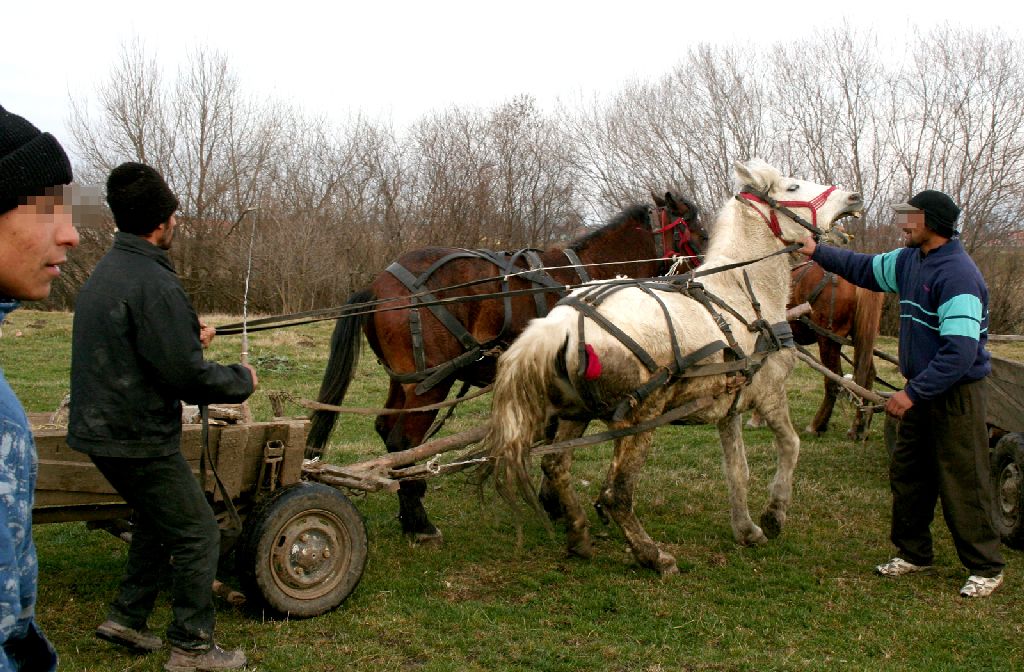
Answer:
[
  {"left": 654, "top": 552, "right": 679, "bottom": 576},
  {"left": 737, "top": 527, "right": 769, "bottom": 546},
  {"left": 408, "top": 529, "right": 444, "bottom": 548},
  {"left": 567, "top": 538, "right": 595, "bottom": 560},
  {"left": 759, "top": 511, "right": 783, "bottom": 539}
]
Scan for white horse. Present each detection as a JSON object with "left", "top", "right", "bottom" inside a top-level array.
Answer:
[{"left": 482, "top": 159, "right": 863, "bottom": 575}]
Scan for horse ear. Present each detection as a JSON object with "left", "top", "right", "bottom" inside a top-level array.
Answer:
[
  {"left": 650, "top": 190, "right": 666, "bottom": 207},
  {"left": 734, "top": 158, "right": 780, "bottom": 192},
  {"left": 733, "top": 160, "right": 756, "bottom": 190}
]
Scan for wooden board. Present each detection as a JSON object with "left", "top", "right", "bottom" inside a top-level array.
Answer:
[{"left": 32, "top": 419, "right": 308, "bottom": 524}]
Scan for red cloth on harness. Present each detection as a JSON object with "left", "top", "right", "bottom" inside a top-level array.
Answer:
[{"left": 584, "top": 343, "right": 602, "bottom": 380}]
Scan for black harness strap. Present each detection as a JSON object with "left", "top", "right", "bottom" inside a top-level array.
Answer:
[
  {"left": 563, "top": 248, "right": 591, "bottom": 283},
  {"left": 557, "top": 272, "right": 795, "bottom": 422},
  {"left": 387, "top": 262, "right": 482, "bottom": 353}
]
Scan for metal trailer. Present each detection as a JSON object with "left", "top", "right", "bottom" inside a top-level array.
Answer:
[{"left": 31, "top": 411, "right": 368, "bottom": 618}]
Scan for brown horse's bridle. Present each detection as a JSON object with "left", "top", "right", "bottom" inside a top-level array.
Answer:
[
  {"left": 736, "top": 184, "right": 836, "bottom": 240},
  {"left": 649, "top": 206, "right": 704, "bottom": 261}
]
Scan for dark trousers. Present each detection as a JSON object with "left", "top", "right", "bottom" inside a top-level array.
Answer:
[
  {"left": 890, "top": 379, "right": 1004, "bottom": 576},
  {"left": 90, "top": 452, "right": 220, "bottom": 650}
]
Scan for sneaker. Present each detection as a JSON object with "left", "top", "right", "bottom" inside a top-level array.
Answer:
[
  {"left": 164, "top": 643, "right": 247, "bottom": 672},
  {"left": 959, "top": 573, "right": 1004, "bottom": 598},
  {"left": 95, "top": 619, "right": 163, "bottom": 653},
  {"left": 875, "top": 557, "right": 933, "bottom": 577}
]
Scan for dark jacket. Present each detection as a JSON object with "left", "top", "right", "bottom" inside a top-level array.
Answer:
[
  {"left": 812, "top": 238, "right": 990, "bottom": 402},
  {"left": 68, "top": 232, "right": 253, "bottom": 457}
]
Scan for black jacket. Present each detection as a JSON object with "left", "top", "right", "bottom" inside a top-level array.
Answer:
[{"left": 68, "top": 232, "right": 254, "bottom": 457}]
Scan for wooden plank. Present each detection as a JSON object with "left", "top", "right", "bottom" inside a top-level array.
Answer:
[
  {"left": 212, "top": 425, "right": 250, "bottom": 502},
  {"left": 275, "top": 421, "right": 307, "bottom": 487}
]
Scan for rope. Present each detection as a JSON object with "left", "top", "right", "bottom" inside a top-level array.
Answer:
[{"left": 293, "top": 384, "right": 493, "bottom": 416}]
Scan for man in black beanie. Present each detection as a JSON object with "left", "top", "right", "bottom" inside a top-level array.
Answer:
[
  {"left": 797, "top": 189, "right": 1004, "bottom": 598},
  {"left": 0, "top": 104, "right": 78, "bottom": 672},
  {"left": 68, "top": 161, "right": 257, "bottom": 670}
]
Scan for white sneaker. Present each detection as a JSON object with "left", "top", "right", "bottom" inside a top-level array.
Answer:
[
  {"left": 959, "top": 573, "right": 1003, "bottom": 598},
  {"left": 875, "top": 557, "right": 933, "bottom": 577}
]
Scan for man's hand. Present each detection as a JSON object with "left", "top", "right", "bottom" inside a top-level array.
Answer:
[
  {"left": 199, "top": 321, "right": 216, "bottom": 348},
  {"left": 885, "top": 389, "right": 914, "bottom": 420},
  {"left": 242, "top": 362, "right": 259, "bottom": 389},
  {"left": 797, "top": 236, "right": 817, "bottom": 257}
]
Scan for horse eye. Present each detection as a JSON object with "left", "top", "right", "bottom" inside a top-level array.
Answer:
[{"left": 786, "top": 184, "right": 800, "bottom": 192}]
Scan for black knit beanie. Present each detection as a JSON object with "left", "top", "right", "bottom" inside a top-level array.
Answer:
[
  {"left": 106, "top": 162, "right": 179, "bottom": 234},
  {"left": 0, "top": 104, "right": 73, "bottom": 215},
  {"left": 892, "top": 189, "right": 961, "bottom": 238}
]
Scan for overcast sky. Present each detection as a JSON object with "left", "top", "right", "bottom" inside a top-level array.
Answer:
[{"left": 4, "top": 0, "right": 1022, "bottom": 163}]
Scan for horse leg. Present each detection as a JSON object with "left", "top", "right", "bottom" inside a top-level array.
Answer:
[
  {"left": 717, "top": 413, "right": 768, "bottom": 546},
  {"left": 375, "top": 379, "right": 453, "bottom": 546},
  {"left": 539, "top": 420, "right": 594, "bottom": 559},
  {"left": 754, "top": 398, "right": 801, "bottom": 539},
  {"left": 596, "top": 430, "right": 678, "bottom": 576},
  {"left": 807, "top": 338, "right": 841, "bottom": 435}
]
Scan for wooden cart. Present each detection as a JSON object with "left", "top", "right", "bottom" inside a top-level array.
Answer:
[
  {"left": 31, "top": 412, "right": 368, "bottom": 618},
  {"left": 987, "top": 354, "right": 1024, "bottom": 550}
]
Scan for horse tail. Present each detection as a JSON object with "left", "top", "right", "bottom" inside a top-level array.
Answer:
[
  {"left": 851, "top": 287, "right": 884, "bottom": 389},
  {"left": 306, "top": 288, "right": 374, "bottom": 456},
  {"left": 483, "top": 312, "right": 575, "bottom": 507}
]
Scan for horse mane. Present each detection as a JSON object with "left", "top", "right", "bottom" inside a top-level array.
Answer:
[{"left": 569, "top": 204, "right": 649, "bottom": 251}]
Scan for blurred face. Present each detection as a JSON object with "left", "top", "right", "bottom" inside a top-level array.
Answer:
[
  {"left": 896, "top": 210, "right": 930, "bottom": 248},
  {"left": 0, "top": 193, "right": 80, "bottom": 301},
  {"left": 146, "top": 214, "right": 177, "bottom": 250}
]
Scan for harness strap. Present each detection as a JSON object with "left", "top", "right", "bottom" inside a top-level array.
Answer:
[
  {"left": 560, "top": 296, "right": 659, "bottom": 373},
  {"left": 523, "top": 249, "right": 554, "bottom": 318},
  {"left": 563, "top": 248, "right": 591, "bottom": 283},
  {"left": 409, "top": 307, "right": 426, "bottom": 372},
  {"left": 386, "top": 262, "right": 481, "bottom": 353}
]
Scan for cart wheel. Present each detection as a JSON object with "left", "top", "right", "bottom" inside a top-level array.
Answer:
[
  {"left": 236, "top": 482, "right": 367, "bottom": 617},
  {"left": 990, "top": 432, "right": 1024, "bottom": 550}
]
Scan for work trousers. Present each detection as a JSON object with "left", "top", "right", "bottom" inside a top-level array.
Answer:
[
  {"left": 90, "top": 452, "right": 220, "bottom": 650},
  {"left": 889, "top": 378, "right": 1004, "bottom": 577}
]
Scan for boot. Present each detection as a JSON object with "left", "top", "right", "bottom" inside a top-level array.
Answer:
[{"left": 163, "top": 643, "right": 246, "bottom": 671}]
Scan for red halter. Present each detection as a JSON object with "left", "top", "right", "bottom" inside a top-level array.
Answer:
[
  {"left": 738, "top": 185, "right": 837, "bottom": 239},
  {"left": 650, "top": 206, "right": 704, "bottom": 262}
]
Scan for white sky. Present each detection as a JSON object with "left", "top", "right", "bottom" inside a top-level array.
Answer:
[{"left": 3, "top": 0, "right": 1023, "bottom": 163}]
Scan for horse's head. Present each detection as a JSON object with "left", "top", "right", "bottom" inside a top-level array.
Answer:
[
  {"left": 650, "top": 190, "right": 708, "bottom": 270},
  {"left": 733, "top": 158, "right": 863, "bottom": 245}
]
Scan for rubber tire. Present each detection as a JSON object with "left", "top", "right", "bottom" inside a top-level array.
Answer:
[
  {"left": 990, "top": 433, "right": 1024, "bottom": 550},
  {"left": 236, "top": 482, "right": 368, "bottom": 617}
]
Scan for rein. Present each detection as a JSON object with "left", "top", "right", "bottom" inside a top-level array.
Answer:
[{"left": 217, "top": 245, "right": 794, "bottom": 336}]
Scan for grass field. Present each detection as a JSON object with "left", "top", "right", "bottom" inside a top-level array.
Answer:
[{"left": 2, "top": 308, "right": 1023, "bottom": 672}]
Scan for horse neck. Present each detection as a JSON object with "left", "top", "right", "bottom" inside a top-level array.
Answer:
[
  {"left": 701, "top": 200, "right": 792, "bottom": 320},
  {"left": 567, "top": 214, "right": 660, "bottom": 277}
]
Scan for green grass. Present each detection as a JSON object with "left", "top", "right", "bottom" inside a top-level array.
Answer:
[{"left": 3, "top": 309, "right": 1023, "bottom": 671}]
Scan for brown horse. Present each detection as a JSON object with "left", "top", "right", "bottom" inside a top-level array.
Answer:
[
  {"left": 787, "top": 259, "right": 884, "bottom": 438},
  {"left": 307, "top": 192, "right": 707, "bottom": 543}
]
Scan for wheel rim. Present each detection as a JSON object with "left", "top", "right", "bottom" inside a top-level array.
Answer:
[
  {"left": 997, "top": 462, "right": 1021, "bottom": 527},
  {"left": 268, "top": 508, "right": 351, "bottom": 600}
]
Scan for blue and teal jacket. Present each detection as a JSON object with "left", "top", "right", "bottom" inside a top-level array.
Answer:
[
  {"left": 0, "top": 300, "right": 57, "bottom": 671},
  {"left": 812, "top": 239, "right": 990, "bottom": 403}
]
